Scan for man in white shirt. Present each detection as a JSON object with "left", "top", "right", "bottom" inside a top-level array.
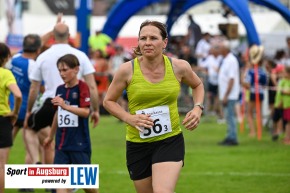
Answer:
[
  {"left": 217, "top": 40, "right": 240, "bottom": 146},
  {"left": 202, "top": 45, "right": 223, "bottom": 118},
  {"left": 195, "top": 32, "right": 211, "bottom": 67}
]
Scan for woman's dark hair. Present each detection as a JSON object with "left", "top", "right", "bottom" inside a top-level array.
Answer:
[
  {"left": 57, "top": 54, "right": 80, "bottom": 69},
  {"left": 133, "top": 20, "right": 168, "bottom": 56},
  {"left": 274, "top": 49, "right": 286, "bottom": 60},
  {"left": 265, "top": 57, "right": 277, "bottom": 69},
  {"left": 0, "top": 43, "right": 11, "bottom": 66}
]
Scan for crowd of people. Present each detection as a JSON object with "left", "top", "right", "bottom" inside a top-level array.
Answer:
[
  {"left": 0, "top": 12, "right": 290, "bottom": 193},
  {"left": 162, "top": 15, "right": 290, "bottom": 146}
]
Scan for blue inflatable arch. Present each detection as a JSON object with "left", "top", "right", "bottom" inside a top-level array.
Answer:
[
  {"left": 102, "top": 0, "right": 290, "bottom": 46},
  {"left": 250, "top": 0, "right": 290, "bottom": 24},
  {"left": 102, "top": 0, "right": 160, "bottom": 40}
]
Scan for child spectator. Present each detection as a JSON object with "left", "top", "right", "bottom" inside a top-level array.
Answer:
[
  {"left": 265, "top": 59, "right": 284, "bottom": 141},
  {"left": 275, "top": 66, "right": 290, "bottom": 145}
]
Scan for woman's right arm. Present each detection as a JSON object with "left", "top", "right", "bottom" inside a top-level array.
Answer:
[
  {"left": 103, "top": 62, "right": 131, "bottom": 122},
  {"left": 103, "top": 61, "right": 154, "bottom": 131}
]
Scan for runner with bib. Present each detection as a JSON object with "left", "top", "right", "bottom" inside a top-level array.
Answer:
[{"left": 103, "top": 20, "right": 205, "bottom": 193}]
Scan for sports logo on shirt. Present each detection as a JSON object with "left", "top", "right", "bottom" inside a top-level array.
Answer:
[{"left": 72, "top": 92, "right": 78, "bottom": 99}]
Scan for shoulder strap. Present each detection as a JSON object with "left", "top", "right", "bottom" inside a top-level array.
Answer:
[
  {"left": 131, "top": 59, "right": 134, "bottom": 73},
  {"left": 168, "top": 56, "right": 172, "bottom": 66},
  {"left": 166, "top": 56, "right": 174, "bottom": 71}
]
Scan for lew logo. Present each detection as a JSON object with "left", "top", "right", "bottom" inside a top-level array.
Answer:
[
  {"left": 5, "top": 164, "right": 99, "bottom": 189},
  {"left": 70, "top": 167, "right": 98, "bottom": 185}
]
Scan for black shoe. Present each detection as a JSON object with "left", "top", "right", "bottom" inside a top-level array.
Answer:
[
  {"left": 218, "top": 138, "right": 230, "bottom": 145},
  {"left": 18, "top": 189, "right": 34, "bottom": 192},
  {"left": 272, "top": 134, "right": 279, "bottom": 141},
  {"left": 45, "top": 189, "right": 56, "bottom": 193},
  {"left": 218, "top": 139, "right": 238, "bottom": 146}
]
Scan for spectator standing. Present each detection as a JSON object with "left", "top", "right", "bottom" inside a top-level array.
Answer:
[
  {"left": 202, "top": 44, "right": 223, "bottom": 119},
  {"left": 194, "top": 33, "right": 211, "bottom": 111},
  {"left": 0, "top": 43, "right": 22, "bottom": 193},
  {"left": 241, "top": 45, "right": 267, "bottom": 137},
  {"left": 103, "top": 20, "right": 204, "bottom": 193},
  {"left": 285, "top": 36, "right": 290, "bottom": 66},
  {"left": 108, "top": 45, "right": 130, "bottom": 76},
  {"left": 275, "top": 66, "right": 290, "bottom": 145},
  {"left": 88, "top": 30, "right": 112, "bottom": 57},
  {"left": 92, "top": 49, "right": 110, "bottom": 107},
  {"left": 274, "top": 49, "right": 287, "bottom": 66},
  {"left": 264, "top": 58, "right": 284, "bottom": 140},
  {"left": 195, "top": 32, "right": 211, "bottom": 68},
  {"left": 186, "top": 14, "right": 202, "bottom": 50},
  {"left": 218, "top": 40, "right": 240, "bottom": 146}
]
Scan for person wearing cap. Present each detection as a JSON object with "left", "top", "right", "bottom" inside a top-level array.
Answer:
[{"left": 241, "top": 45, "right": 267, "bottom": 137}]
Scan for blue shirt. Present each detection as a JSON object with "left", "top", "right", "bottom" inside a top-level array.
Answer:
[
  {"left": 245, "top": 67, "right": 267, "bottom": 94},
  {"left": 9, "top": 54, "right": 33, "bottom": 120}
]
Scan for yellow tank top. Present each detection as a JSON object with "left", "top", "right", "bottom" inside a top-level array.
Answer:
[{"left": 126, "top": 55, "right": 181, "bottom": 142}]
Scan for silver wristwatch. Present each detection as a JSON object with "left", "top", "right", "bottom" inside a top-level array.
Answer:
[{"left": 194, "top": 103, "right": 204, "bottom": 111}]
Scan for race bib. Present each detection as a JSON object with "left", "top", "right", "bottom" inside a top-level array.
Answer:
[
  {"left": 58, "top": 106, "right": 78, "bottom": 127},
  {"left": 136, "top": 105, "right": 172, "bottom": 139}
]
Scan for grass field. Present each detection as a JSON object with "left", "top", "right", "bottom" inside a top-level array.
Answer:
[{"left": 6, "top": 114, "right": 290, "bottom": 193}]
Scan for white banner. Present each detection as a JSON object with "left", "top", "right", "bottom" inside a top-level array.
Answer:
[
  {"left": 5, "top": 0, "right": 24, "bottom": 50},
  {"left": 5, "top": 164, "right": 99, "bottom": 189}
]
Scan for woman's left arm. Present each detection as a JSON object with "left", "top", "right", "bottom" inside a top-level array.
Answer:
[{"left": 173, "top": 58, "right": 205, "bottom": 130}]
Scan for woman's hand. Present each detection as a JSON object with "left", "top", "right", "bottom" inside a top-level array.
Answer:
[
  {"left": 182, "top": 108, "right": 202, "bottom": 131},
  {"left": 4, "top": 111, "right": 18, "bottom": 125},
  {"left": 126, "top": 114, "right": 154, "bottom": 132}
]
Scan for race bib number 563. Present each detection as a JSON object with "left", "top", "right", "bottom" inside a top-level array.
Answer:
[
  {"left": 136, "top": 105, "right": 172, "bottom": 139},
  {"left": 58, "top": 106, "right": 78, "bottom": 127}
]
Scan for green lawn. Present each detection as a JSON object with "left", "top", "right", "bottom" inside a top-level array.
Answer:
[{"left": 6, "top": 115, "right": 290, "bottom": 193}]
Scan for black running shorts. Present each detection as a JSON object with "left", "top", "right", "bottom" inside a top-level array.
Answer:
[
  {"left": 126, "top": 133, "right": 185, "bottom": 180},
  {"left": 28, "top": 98, "right": 56, "bottom": 132},
  {"left": 0, "top": 116, "right": 13, "bottom": 148}
]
